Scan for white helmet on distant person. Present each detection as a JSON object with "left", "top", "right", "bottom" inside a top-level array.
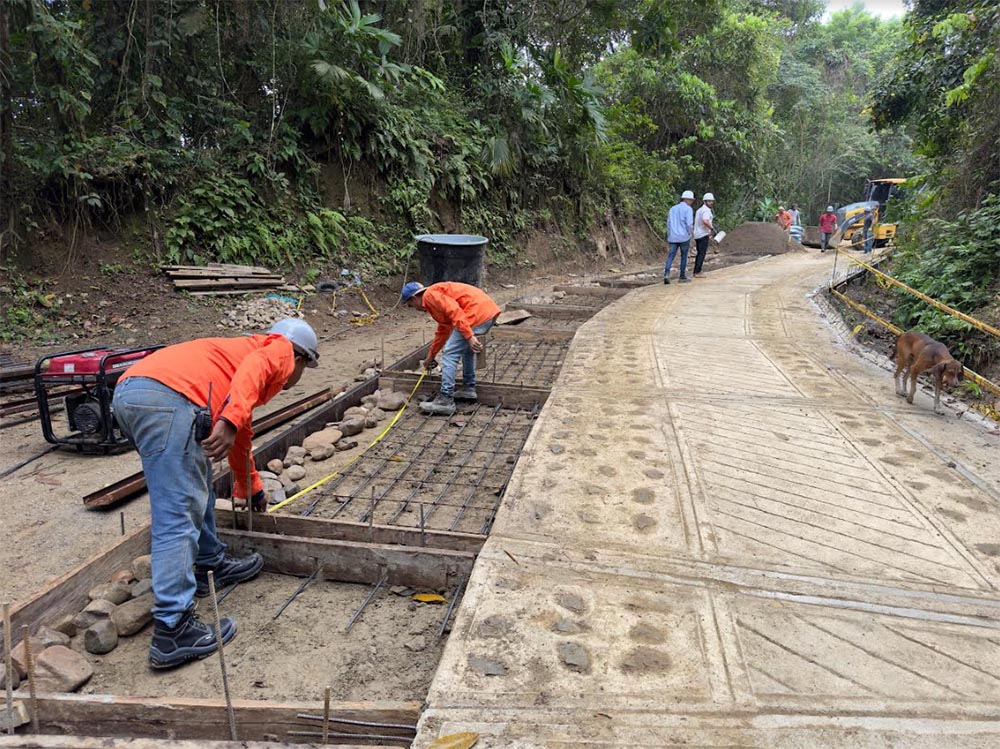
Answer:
[
  {"left": 268, "top": 318, "right": 319, "bottom": 367},
  {"left": 681, "top": 190, "right": 695, "bottom": 200},
  {"left": 703, "top": 193, "right": 715, "bottom": 201},
  {"left": 826, "top": 205, "right": 834, "bottom": 212}
]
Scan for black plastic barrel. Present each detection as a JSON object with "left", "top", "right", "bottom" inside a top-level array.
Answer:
[{"left": 416, "top": 234, "right": 488, "bottom": 288}]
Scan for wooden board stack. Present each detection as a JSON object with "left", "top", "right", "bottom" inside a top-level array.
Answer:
[{"left": 161, "top": 263, "right": 311, "bottom": 296}]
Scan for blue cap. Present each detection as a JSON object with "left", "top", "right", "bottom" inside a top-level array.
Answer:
[{"left": 401, "top": 281, "right": 424, "bottom": 302}]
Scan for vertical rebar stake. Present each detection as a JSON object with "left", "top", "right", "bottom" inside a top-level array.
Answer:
[
  {"left": 3, "top": 604, "right": 13, "bottom": 735},
  {"left": 419, "top": 503, "right": 426, "bottom": 547},
  {"left": 246, "top": 448, "right": 254, "bottom": 535},
  {"left": 380, "top": 336, "right": 385, "bottom": 372},
  {"left": 207, "top": 571, "right": 238, "bottom": 741},
  {"left": 322, "top": 686, "right": 331, "bottom": 745},
  {"left": 20, "top": 626, "right": 38, "bottom": 733},
  {"left": 369, "top": 486, "right": 375, "bottom": 530},
  {"left": 119, "top": 511, "right": 125, "bottom": 537}
]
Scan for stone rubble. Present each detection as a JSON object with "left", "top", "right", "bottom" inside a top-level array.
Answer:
[{"left": 220, "top": 297, "right": 303, "bottom": 330}]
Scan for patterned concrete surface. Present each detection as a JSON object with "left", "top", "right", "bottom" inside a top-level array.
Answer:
[{"left": 415, "top": 251, "right": 1000, "bottom": 747}]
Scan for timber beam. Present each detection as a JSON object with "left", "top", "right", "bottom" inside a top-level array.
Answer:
[
  {"left": 551, "top": 285, "right": 630, "bottom": 298},
  {"left": 515, "top": 302, "right": 600, "bottom": 319}
]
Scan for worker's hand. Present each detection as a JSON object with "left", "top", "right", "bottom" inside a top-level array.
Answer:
[
  {"left": 422, "top": 358, "right": 438, "bottom": 372},
  {"left": 202, "top": 419, "right": 237, "bottom": 461},
  {"left": 250, "top": 489, "right": 267, "bottom": 512},
  {"left": 469, "top": 335, "right": 484, "bottom": 354}
]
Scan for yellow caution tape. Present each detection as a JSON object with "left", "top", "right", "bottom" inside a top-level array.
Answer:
[{"left": 267, "top": 369, "right": 428, "bottom": 513}]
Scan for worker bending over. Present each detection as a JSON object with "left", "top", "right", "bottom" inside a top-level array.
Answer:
[
  {"left": 401, "top": 281, "right": 501, "bottom": 416},
  {"left": 112, "top": 318, "right": 319, "bottom": 668}
]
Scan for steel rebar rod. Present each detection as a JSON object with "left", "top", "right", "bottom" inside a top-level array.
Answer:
[
  {"left": 20, "top": 626, "right": 38, "bottom": 733},
  {"left": 438, "top": 575, "right": 468, "bottom": 638},
  {"left": 344, "top": 570, "right": 387, "bottom": 633},
  {"left": 384, "top": 405, "right": 492, "bottom": 525},
  {"left": 207, "top": 571, "right": 238, "bottom": 741},
  {"left": 272, "top": 563, "right": 322, "bottom": 620},
  {"left": 286, "top": 731, "right": 411, "bottom": 744},
  {"left": 481, "top": 403, "right": 541, "bottom": 533},
  {"left": 295, "top": 713, "right": 418, "bottom": 730},
  {"left": 3, "top": 604, "right": 13, "bottom": 735},
  {"left": 449, "top": 407, "right": 521, "bottom": 530},
  {"left": 421, "top": 405, "right": 504, "bottom": 525}
]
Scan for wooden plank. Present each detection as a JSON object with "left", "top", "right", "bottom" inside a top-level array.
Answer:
[
  {"left": 5, "top": 526, "right": 151, "bottom": 650},
  {"left": 378, "top": 373, "right": 550, "bottom": 410},
  {"left": 165, "top": 270, "right": 283, "bottom": 280},
  {"left": 0, "top": 736, "right": 392, "bottom": 749},
  {"left": 217, "top": 510, "right": 486, "bottom": 554},
  {"left": 515, "top": 303, "right": 599, "bottom": 319},
  {"left": 161, "top": 264, "right": 274, "bottom": 275},
  {"left": 0, "top": 693, "right": 418, "bottom": 744},
  {"left": 552, "top": 284, "right": 630, "bottom": 298},
  {"left": 173, "top": 278, "right": 285, "bottom": 290},
  {"left": 219, "top": 529, "right": 475, "bottom": 590}
]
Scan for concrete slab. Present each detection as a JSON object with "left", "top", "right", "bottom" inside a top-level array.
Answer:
[{"left": 417, "top": 252, "right": 1000, "bottom": 746}]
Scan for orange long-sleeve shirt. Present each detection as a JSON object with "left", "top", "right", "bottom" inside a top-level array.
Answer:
[
  {"left": 119, "top": 334, "right": 295, "bottom": 498},
  {"left": 422, "top": 282, "right": 502, "bottom": 360}
]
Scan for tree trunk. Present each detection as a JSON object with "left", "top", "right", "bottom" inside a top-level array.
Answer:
[{"left": 0, "top": 0, "right": 13, "bottom": 264}]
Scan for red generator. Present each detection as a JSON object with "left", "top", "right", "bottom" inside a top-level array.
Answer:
[{"left": 34, "top": 346, "right": 163, "bottom": 452}]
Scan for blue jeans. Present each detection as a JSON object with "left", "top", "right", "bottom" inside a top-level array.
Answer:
[
  {"left": 864, "top": 234, "right": 874, "bottom": 253},
  {"left": 664, "top": 241, "right": 690, "bottom": 278},
  {"left": 439, "top": 318, "right": 495, "bottom": 398},
  {"left": 112, "top": 377, "right": 226, "bottom": 628}
]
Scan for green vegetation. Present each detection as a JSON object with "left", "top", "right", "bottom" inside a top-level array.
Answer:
[{"left": 870, "top": 1, "right": 1000, "bottom": 369}]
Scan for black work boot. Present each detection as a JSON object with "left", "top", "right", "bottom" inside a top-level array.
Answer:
[
  {"left": 148, "top": 607, "right": 237, "bottom": 669},
  {"left": 453, "top": 386, "right": 478, "bottom": 401},
  {"left": 195, "top": 552, "right": 264, "bottom": 597}
]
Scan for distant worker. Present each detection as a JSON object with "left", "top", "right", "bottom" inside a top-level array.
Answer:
[
  {"left": 789, "top": 204, "right": 801, "bottom": 226},
  {"left": 112, "top": 318, "right": 319, "bottom": 669},
  {"left": 664, "top": 190, "right": 695, "bottom": 284},
  {"left": 401, "top": 281, "right": 501, "bottom": 416},
  {"left": 776, "top": 206, "right": 792, "bottom": 231},
  {"left": 862, "top": 207, "right": 875, "bottom": 253},
  {"left": 692, "top": 192, "right": 716, "bottom": 278},
  {"left": 819, "top": 206, "right": 838, "bottom": 252}
]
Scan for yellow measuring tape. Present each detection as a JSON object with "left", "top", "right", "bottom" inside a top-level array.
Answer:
[
  {"left": 350, "top": 288, "right": 380, "bottom": 327},
  {"left": 267, "top": 369, "right": 428, "bottom": 513}
]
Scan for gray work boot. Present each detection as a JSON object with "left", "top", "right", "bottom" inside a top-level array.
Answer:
[
  {"left": 453, "top": 387, "right": 478, "bottom": 401},
  {"left": 420, "top": 395, "right": 456, "bottom": 416}
]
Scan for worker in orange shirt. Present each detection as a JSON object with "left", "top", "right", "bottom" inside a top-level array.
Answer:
[
  {"left": 776, "top": 205, "right": 792, "bottom": 231},
  {"left": 401, "top": 281, "right": 501, "bottom": 416},
  {"left": 111, "top": 318, "right": 319, "bottom": 669}
]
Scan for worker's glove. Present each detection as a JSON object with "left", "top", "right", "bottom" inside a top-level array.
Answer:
[
  {"left": 250, "top": 489, "right": 267, "bottom": 512},
  {"left": 422, "top": 359, "right": 438, "bottom": 372}
]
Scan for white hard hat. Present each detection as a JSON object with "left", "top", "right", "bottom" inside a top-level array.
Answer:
[
  {"left": 703, "top": 193, "right": 715, "bottom": 201},
  {"left": 681, "top": 190, "right": 695, "bottom": 200},
  {"left": 269, "top": 318, "right": 319, "bottom": 367},
  {"left": 778, "top": 206, "right": 785, "bottom": 210},
  {"left": 826, "top": 205, "right": 834, "bottom": 212}
]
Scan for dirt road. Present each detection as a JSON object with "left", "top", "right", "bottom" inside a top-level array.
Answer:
[{"left": 417, "top": 251, "right": 1000, "bottom": 747}]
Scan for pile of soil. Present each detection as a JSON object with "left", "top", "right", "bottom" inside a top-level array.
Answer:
[{"left": 721, "top": 222, "right": 805, "bottom": 255}]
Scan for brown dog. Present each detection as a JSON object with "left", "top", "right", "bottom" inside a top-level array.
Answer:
[{"left": 893, "top": 330, "right": 964, "bottom": 414}]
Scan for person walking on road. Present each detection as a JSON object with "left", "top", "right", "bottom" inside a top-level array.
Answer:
[
  {"left": 692, "top": 193, "right": 716, "bottom": 278},
  {"left": 664, "top": 190, "right": 695, "bottom": 284},
  {"left": 111, "top": 318, "right": 319, "bottom": 669},
  {"left": 819, "top": 206, "right": 838, "bottom": 252},
  {"left": 862, "top": 207, "right": 875, "bottom": 253},
  {"left": 401, "top": 281, "right": 501, "bottom": 416}
]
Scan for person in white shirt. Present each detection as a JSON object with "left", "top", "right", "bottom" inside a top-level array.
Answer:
[{"left": 692, "top": 193, "right": 716, "bottom": 278}]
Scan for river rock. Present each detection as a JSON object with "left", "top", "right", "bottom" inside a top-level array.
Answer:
[
  {"left": 111, "top": 569, "right": 135, "bottom": 584},
  {"left": 33, "top": 646, "right": 93, "bottom": 692},
  {"left": 36, "top": 626, "right": 71, "bottom": 649},
  {"left": 339, "top": 417, "right": 365, "bottom": 437},
  {"left": 131, "top": 554, "right": 153, "bottom": 580},
  {"left": 285, "top": 465, "right": 306, "bottom": 481},
  {"left": 344, "top": 406, "right": 369, "bottom": 419},
  {"left": 112, "top": 592, "right": 154, "bottom": 636},
  {"left": 130, "top": 578, "right": 153, "bottom": 598},
  {"left": 364, "top": 413, "right": 379, "bottom": 429},
  {"left": 88, "top": 580, "right": 132, "bottom": 605},
  {"left": 335, "top": 439, "right": 358, "bottom": 451},
  {"left": 369, "top": 407, "right": 386, "bottom": 423},
  {"left": 50, "top": 614, "right": 78, "bottom": 638},
  {"left": 361, "top": 393, "right": 380, "bottom": 409},
  {"left": 284, "top": 446, "right": 307, "bottom": 466},
  {"left": 266, "top": 459, "right": 284, "bottom": 475},
  {"left": 84, "top": 620, "right": 118, "bottom": 655},
  {"left": 557, "top": 641, "right": 591, "bottom": 673},
  {"left": 309, "top": 445, "right": 334, "bottom": 461},
  {"left": 72, "top": 599, "right": 117, "bottom": 632},
  {"left": 10, "top": 636, "right": 44, "bottom": 678},
  {"left": 303, "top": 428, "right": 343, "bottom": 453},
  {"left": 404, "top": 635, "right": 427, "bottom": 652},
  {"left": 0, "top": 668, "right": 19, "bottom": 691},
  {"left": 378, "top": 391, "right": 408, "bottom": 411}
]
